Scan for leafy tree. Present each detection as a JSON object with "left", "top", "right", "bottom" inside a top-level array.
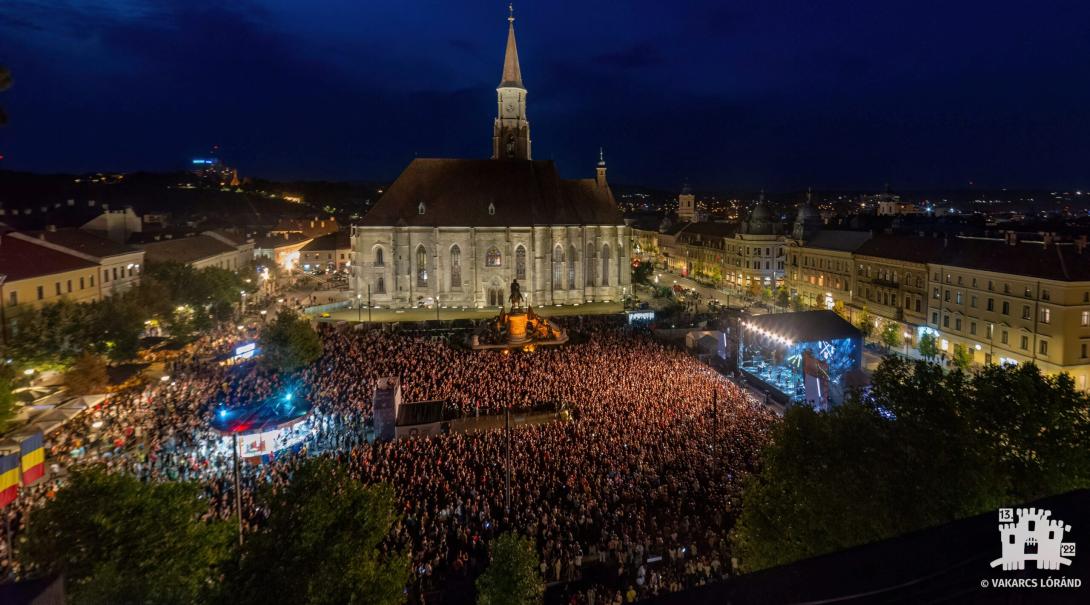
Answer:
[
  {"left": 880, "top": 321, "right": 901, "bottom": 350},
  {"left": 775, "top": 286, "right": 790, "bottom": 309},
  {"left": 21, "top": 468, "right": 233, "bottom": 605},
  {"left": 261, "top": 310, "right": 322, "bottom": 371},
  {"left": 952, "top": 343, "right": 973, "bottom": 371},
  {"left": 732, "top": 357, "right": 1090, "bottom": 572},
  {"left": 918, "top": 332, "right": 939, "bottom": 360},
  {"left": 0, "top": 365, "right": 17, "bottom": 432},
  {"left": 632, "top": 261, "right": 653, "bottom": 285},
  {"left": 856, "top": 307, "right": 875, "bottom": 339},
  {"left": 65, "top": 353, "right": 108, "bottom": 395},
  {"left": 228, "top": 458, "right": 408, "bottom": 605},
  {"left": 832, "top": 299, "right": 847, "bottom": 320},
  {"left": 476, "top": 532, "right": 544, "bottom": 605}
]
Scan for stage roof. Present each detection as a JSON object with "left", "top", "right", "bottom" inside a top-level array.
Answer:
[
  {"left": 744, "top": 310, "right": 860, "bottom": 343},
  {"left": 211, "top": 397, "right": 312, "bottom": 436}
]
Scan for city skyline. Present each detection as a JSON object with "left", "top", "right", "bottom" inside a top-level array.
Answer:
[{"left": 2, "top": 1, "right": 1089, "bottom": 190}]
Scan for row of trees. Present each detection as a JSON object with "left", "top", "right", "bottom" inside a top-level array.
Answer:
[
  {"left": 21, "top": 458, "right": 544, "bottom": 605},
  {"left": 731, "top": 358, "right": 1090, "bottom": 571},
  {"left": 6, "top": 262, "right": 254, "bottom": 365}
]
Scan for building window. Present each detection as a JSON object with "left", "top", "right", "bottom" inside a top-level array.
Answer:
[
  {"left": 970, "top": 322, "right": 977, "bottom": 335},
  {"left": 1021, "top": 335, "right": 1029, "bottom": 350},
  {"left": 374, "top": 247, "right": 385, "bottom": 266},
  {"left": 416, "top": 245, "right": 428, "bottom": 288},
  {"left": 8, "top": 292, "right": 16, "bottom": 306},
  {"left": 1042, "top": 289, "right": 1050, "bottom": 301},
  {"left": 987, "top": 298, "right": 994, "bottom": 311},
  {"left": 450, "top": 245, "right": 462, "bottom": 288},
  {"left": 1002, "top": 301, "right": 1010, "bottom": 315},
  {"left": 1082, "top": 311, "right": 1089, "bottom": 327},
  {"left": 1001, "top": 330, "right": 1009, "bottom": 345},
  {"left": 1022, "top": 305, "right": 1031, "bottom": 320},
  {"left": 1039, "top": 340, "right": 1048, "bottom": 355},
  {"left": 113, "top": 267, "right": 118, "bottom": 280},
  {"left": 417, "top": 201, "right": 425, "bottom": 215},
  {"left": 1082, "top": 343, "right": 1088, "bottom": 359},
  {"left": 601, "top": 244, "right": 611, "bottom": 286},
  {"left": 552, "top": 245, "right": 564, "bottom": 287},
  {"left": 103, "top": 269, "right": 109, "bottom": 283},
  {"left": 943, "top": 315, "right": 950, "bottom": 328},
  {"left": 80, "top": 277, "right": 85, "bottom": 289},
  {"left": 955, "top": 318, "right": 962, "bottom": 331},
  {"left": 932, "top": 312, "right": 939, "bottom": 324},
  {"left": 1041, "top": 308, "right": 1051, "bottom": 324},
  {"left": 933, "top": 287, "right": 939, "bottom": 299},
  {"left": 515, "top": 245, "right": 527, "bottom": 280},
  {"left": 67, "top": 280, "right": 72, "bottom": 293},
  {"left": 486, "top": 246, "right": 502, "bottom": 267},
  {"left": 970, "top": 295, "right": 977, "bottom": 308},
  {"left": 37, "top": 286, "right": 44, "bottom": 300},
  {"left": 956, "top": 291, "right": 962, "bottom": 304},
  {"left": 915, "top": 299, "right": 921, "bottom": 313},
  {"left": 376, "top": 276, "right": 385, "bottom": 294},
  {"left": 90, "top": 275, "right": 95, "bottom": 287},
  {"left": 944, "top": 289, "right": 950, "bottom": 302},
  {"left": 55, "top": 282, "right": 61, "bottom": 296}
]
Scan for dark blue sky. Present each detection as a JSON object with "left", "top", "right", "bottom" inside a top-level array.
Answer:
[{"left": 2, "top": 1, "right": 1089, "bottom": 190}]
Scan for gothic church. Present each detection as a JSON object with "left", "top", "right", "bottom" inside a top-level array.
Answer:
[{"left": 351, "top": 11, "right": 631, "bottom": 308}]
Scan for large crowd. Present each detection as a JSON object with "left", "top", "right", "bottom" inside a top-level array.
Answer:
[{"left": 1, "top": 317, "right": 777, "bottom": 603}]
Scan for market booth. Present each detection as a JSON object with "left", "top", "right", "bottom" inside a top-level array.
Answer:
[{"left": 739, "top": 310, "right": 862, "bottom": 409}]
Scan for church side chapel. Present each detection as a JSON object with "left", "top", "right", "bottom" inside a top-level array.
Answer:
[{"left": 351, "top": 8, "right": 631, "bottom": 309}]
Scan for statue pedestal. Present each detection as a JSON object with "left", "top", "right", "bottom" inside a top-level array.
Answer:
[{"left": 506, "top": 311, "right": 530, "bottom": 345}]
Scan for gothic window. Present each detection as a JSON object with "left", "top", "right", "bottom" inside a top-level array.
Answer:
[
  {"left": 450, "top": 245, "right": 462, "bottom": 288},
  {"left": 417, "top": 201, "right": 426, "bottom": 215},
  {"left": 376, "top": 276, "right": 385, "bottom": 294},
  {"left": 373, "top": 246, "right": 384, "bottom": 266},
  {"left": 568, "top": 245, "right": 577, "bottom": 289},
  {"left": 515, "top": 245, "right": 527, "bottom": 280},
  {"left": 601, "top": 244, "right": 611, "bottom": 286},
  {"left": 416, "top": 245, "right": 428, "bottom": 287},
  {"left": 586, "top": 243, "right": 597, "bottom": 287},
  {"left": 552, "top": 245, "right": 564, "bottom": 287},
  {"left": 486, "top": 246, "right": 502, "bottom": 267}
]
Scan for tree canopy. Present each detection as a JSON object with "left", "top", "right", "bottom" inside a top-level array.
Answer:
[
  {"left": 227, "top": 458, "right": 408, "bottom": 605},
  {"left": 731, "top": 357, "right": 1090, "bottom": 572},
  {"left": 21, "top": 468, "right": 233, "bottom": 605},
  {"left": 260, "top": 310, "right": 322, "bottom": 371},
  {"left": 476, "top": 532, "right": 544, "bottom": 605}
]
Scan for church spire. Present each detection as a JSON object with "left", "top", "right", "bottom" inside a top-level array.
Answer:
[
  {"left": 492, "top": 5, "right": 530, "bottom": 160},
  {"left": 596, "top": 148, "right": 607, "bottom": 188},
  {"left": 500, "top": 4, "right": 523, "bottom": 89}
]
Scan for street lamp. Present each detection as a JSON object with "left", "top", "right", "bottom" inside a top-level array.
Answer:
[
  {"left": 357, "top": 294, "right": 362, "bottom": 322},
  {"left": 240, "top": 290, "right": 247, "bottom": 316}
]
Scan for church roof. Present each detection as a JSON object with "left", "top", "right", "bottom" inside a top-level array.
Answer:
[
  {"left": 499, "top": 14, "right": 523, "bottom": 88},
  {"left": 358, "top": 159, "right": 623, "bottom": 227}
]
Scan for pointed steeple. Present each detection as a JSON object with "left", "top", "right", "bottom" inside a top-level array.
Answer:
[
  {"left": 500, "top": 4, "right": 524, "bottom": 89},
  {"left": 596, "top": 148, "right": 607, "bottom": 188}
]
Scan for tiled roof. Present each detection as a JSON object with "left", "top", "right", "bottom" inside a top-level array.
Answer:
[
  {"left": 0, "top": 234, "right": 97, "bottom": 281},
  {"left": 939, "top": 237, "right": 1090, "bottom": 282},
  {"left": 803, "top": 230, "right": 873, "bottom": 252},
  {"left": 138, "top": 235, "right": 238, "bottom": 265},
  {"left": 27, "top": 228, "right": 139, "bottom": 259},
  {"left": 254, "top": 233, "right": 312, "bottom": 249},
  {"left": 300, "top": 231, "right": 350, "bottom": 252},
  {"left": 357, "top": 159, "right": 623, "bottom": 227},
  {"left": 855, "top": 234, "right": 946, "bottom": 264}
]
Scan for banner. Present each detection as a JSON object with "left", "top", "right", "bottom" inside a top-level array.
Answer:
[{"left": 20, "top": 431, "right": 46, "bottom": 486}]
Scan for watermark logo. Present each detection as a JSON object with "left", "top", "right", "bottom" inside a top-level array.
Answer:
[{"left": 991, "top": 507, "right": 1075, "bottom": 571}]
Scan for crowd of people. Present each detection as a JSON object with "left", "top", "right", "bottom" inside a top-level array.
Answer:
[{"left": 1, "top": 317, "right": 778, "bottom": 603}]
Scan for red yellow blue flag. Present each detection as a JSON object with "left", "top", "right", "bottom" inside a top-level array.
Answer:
[
  {"left": 20, "top": 431, "right": 45, "bottom": 486},
  {"left": 0, "top": 451, "right": 19, "bottom": 508}
]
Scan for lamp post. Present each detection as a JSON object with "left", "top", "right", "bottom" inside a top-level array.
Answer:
[
  {"left": 367, "top": 283, "right": 372, "bottom": 323},
  {"left": 357, "top": 294, "right": 362, "bottom": 322},
  {"left": 436, "top": 294, "right": 440, "bottom": 322},
  {"left": 240, "top": 290, "right": 247, "bottom": 316}
]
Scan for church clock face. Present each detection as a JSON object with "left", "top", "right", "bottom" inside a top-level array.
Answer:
[{"left": 504, "top": 102, "right": 515, "bottom": 116}]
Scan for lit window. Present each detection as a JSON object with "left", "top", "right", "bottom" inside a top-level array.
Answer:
[{"left": 486, "top": 246, "right": 502, "bottom": 267}]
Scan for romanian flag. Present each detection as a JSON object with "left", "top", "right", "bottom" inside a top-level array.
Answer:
[
  {"left": 20, "top": 431, "right": 45, "bottom": 486},
  {"left": 0, "top": 452, "right": 19, "bottom": 508}
]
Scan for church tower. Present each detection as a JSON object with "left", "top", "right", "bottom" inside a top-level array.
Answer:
[
  {"left": 677, "top": 182, "right": 696, "bottom": 222},
  {"left": 492, "top": 6, "right": 531, "bottom": 160}
]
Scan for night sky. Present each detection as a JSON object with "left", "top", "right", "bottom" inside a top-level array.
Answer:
[{"left": 2, "top": 1, "right": 1089, "bottom": 190}]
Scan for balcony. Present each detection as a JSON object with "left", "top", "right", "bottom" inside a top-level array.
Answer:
[{"left": 871, "top": 278, "right": 899, "bottom": 288}]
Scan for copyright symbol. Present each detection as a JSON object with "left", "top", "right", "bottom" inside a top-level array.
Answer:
[{"left": 980, "top": 579, "right": 989, "bottom": 588}]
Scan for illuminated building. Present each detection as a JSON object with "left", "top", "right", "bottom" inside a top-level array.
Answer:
[{"left": 351, "top": 9, "right": 629, "bottom": 308}]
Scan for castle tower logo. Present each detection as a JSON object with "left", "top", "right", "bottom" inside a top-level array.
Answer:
[{"left": 991, "top": 507, "right": 1076, "bottom": 571}]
